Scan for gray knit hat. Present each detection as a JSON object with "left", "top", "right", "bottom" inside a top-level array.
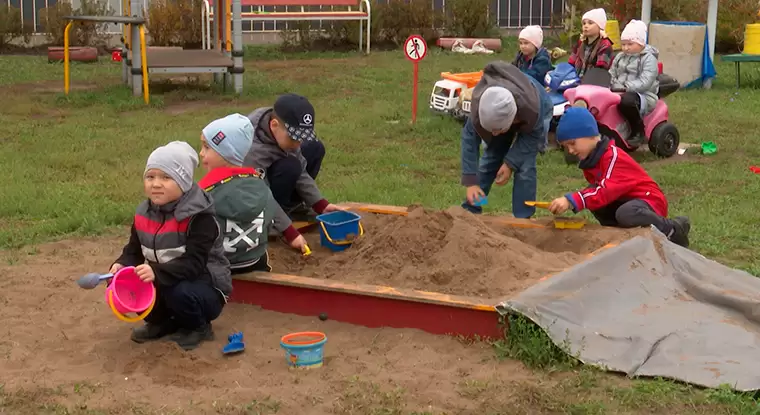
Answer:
[
  {"left": 479, "top": 86, "right": 517, "bottom": 132},
  {"left": 144, "top": 141, "right": 198, "bottom": 192}
]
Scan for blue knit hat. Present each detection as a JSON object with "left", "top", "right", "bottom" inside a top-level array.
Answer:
[
  {"left": 556, "top": 107, "right": 600, "bottom": 142},
  {"left": 201, "top": 113, "right": 253, "bottom": 166}
]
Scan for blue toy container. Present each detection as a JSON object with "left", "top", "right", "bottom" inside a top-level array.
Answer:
[
  {"left": 280, "top": 332, "right": 327, "bottom": 369},
  {"left": 316, "top": 210, "right": 364, "bottom": 252}
]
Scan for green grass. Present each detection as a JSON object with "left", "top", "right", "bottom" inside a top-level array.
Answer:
[{"left": 3, "top": 45, "right": 760, "bottom": 413}]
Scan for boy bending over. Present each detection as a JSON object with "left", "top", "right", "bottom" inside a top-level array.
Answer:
[
  {"left": 548, "top": 108, "right": 691, "bottom": 247},
  {"left": 111, "top": 141, "right": 231, "bottom": 350},
  {"left": 245, "top": 94, "right": 342, "bottom": 254},
  {"left": 199, "top": 113, "right": 276, "bottom": 273}
]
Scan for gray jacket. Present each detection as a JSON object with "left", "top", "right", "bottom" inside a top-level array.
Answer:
[
  {"left": 243, "top": 108, "right": 325, "bottom": 233},
  {"left": 609, "top": 45, "right": 660, "bottom": 114},
  {"left": 470, "top": 61, "right": 540, "bottom": 144}
]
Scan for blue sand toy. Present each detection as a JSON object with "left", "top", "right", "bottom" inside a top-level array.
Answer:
[
  {"left": 473, "top": 195, "right": 488, "bottom": 207},
  {"left": 223, "top": 332, "right": 245, "bottom": 355}
]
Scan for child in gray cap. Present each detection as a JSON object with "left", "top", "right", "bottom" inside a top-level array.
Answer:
[
  {"left": 460, "top": 61, "right": 553, "bottom": 218},
  {"left": 110, "top": 141, "right": 231, "bottom": 351}
]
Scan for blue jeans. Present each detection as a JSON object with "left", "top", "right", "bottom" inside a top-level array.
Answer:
[{"left": 461, "top": 132, "right": 538, "bottom": 218}]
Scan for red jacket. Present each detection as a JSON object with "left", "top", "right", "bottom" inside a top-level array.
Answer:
[{"left": 566, "top": 141, "right": 668, "bottom": 217}]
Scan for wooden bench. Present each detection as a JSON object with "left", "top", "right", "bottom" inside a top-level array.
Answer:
[
  {"left": 241, "top": 0, "right": 370, "bottom": 53},
  {"left": 721, "top": 53, "right": 760, "bottom": 88}
]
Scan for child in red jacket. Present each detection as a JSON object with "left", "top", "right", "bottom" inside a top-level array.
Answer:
[{"left": 548, "top": 108, "right": 691, "bottom": 247}]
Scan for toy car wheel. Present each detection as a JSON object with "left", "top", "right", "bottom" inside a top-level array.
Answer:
[{"left": 649, "top": 122, "right": 680, "bottom": 157}]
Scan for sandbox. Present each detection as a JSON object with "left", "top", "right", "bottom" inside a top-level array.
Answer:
[{"left": 231, "top": 204, "right": 645, "bottom": 339}]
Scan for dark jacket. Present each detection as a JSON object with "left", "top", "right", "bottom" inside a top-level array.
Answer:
[
  {"left": 199, "top": 166, "right": 276, "bottom": 271},
  {"left": 462, "top": 62, "right": 553, "bottom": 187},
  {"left": 243, "top": 107, "right": 329, "bottom": 242},
  {"left": 512, "top": 47, "right": 553, "bottom": 84},
  {"left": 115, "top": 184, "right": 233, "bottom": 297},
  {"left": 470, "top": 61, "right": 541, "bottom": 144}
]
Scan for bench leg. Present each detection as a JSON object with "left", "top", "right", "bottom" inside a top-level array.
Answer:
[
  {"left": 366, "top": 17, "right": 371, "bottom": 54},
  {"left": 736, "top": 62, "right": 740, "bottom": 88},
  {"left": 359, "top": 19, "right": 363, "bottom": 52}
]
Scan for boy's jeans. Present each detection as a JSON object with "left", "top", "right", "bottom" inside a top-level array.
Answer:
[{"left": 461, "top": 128, "right": 538, "bottom": 219}]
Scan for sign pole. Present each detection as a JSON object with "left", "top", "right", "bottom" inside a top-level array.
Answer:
[
  {"left": 412, "top": 60, "right": 419, "bottom": 124},
  {"left": 403, "top": 34, "right": 427, "bottom": 125}
]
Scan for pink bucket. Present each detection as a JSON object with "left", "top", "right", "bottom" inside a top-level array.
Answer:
[{"left": 104, "top": 266, "right": 156, "bottom": 315}]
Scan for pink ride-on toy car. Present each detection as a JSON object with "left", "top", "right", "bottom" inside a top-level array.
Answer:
[{"left": 561, "top": 67, "right": 681, "bottom": 161}]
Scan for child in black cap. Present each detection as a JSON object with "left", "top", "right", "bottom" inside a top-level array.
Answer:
[{"left": 244, "top": 94, "right": 342, "bottom": 253}]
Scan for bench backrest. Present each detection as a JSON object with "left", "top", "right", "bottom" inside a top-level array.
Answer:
[{"left": 242, "top": 0, "right": 359, "bottom": 6}]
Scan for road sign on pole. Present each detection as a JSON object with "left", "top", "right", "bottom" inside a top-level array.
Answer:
[{"left": 404, "top": 34, "right": 428, "bottom": 124}]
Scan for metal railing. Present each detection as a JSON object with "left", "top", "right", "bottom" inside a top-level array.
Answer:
[{"left": 9, "top": 0, "right": 563, "bottom": 34}]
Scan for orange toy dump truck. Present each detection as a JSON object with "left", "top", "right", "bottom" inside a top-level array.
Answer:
[{"left": 429, "top": 71, "right": 482, "bottom": 121}]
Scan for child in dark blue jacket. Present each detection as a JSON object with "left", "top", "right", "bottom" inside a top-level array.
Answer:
[{"left": 512, "top": 25, "right": 553, "bottom": 84}]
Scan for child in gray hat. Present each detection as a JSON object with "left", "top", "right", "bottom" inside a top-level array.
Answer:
[
  {"left": 461, "top": 61, "right": 553, "bottom": 218},
  {"left": 110, "top": 141, "right": 231, "bottom": 351}
]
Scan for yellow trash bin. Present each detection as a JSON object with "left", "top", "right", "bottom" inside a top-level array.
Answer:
[
  {"left": 606, "top": 20, "right": 621, "bottom": 51},
  {"left": 744, "top": 23, "right": 760, "bottom": 55}
]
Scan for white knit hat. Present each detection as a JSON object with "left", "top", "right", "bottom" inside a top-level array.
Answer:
[
  {"left": 621, "top": 19, "right": 648, "bottom": 46},
  {"left": 582, "top": 8, "right": 607, "bottom": 32},
  {"left": 519, "top": 25, "right": 543, "bottom": 49}
]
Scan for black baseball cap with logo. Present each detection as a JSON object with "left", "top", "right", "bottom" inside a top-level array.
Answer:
[{"left": 273, "top": 93, "right": 316, "bottom": 142}]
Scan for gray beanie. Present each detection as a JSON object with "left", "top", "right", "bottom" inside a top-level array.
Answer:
[
  {"left": 479, "top": 86, "right": 517, "bottom": 132},
  {"left": 144, "top": 141, "right": 199, "bottom": 192}
]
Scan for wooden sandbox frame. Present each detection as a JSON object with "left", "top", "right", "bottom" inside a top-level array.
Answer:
[{"left": 230, "top": 203, "right": 622, "bottom": 339}]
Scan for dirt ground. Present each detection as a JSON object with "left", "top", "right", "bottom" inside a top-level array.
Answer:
[
  {"left": 270, "top": 206, "right": 646, "bottom": 299},
  {"left": 0, "top": 207, "right": 647, "bottom": 414},
  {"left": 0, "top": 234, "right": 547, "bottom": 415}
]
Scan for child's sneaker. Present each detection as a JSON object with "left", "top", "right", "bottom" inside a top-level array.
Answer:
[
  {"left": 668, "top": 216, "right": 691, "bottom": 248},
  {"left": 172, "top": 323, "right": 214, "bottom": 351},
  {"left": 131, "top": 321, "right": 177, "bottom": 343}
]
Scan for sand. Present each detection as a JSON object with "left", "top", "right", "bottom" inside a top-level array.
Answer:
[
  {"left": 0, "top": 236, "right": 536, "bottom": 414},
  {"left": 269, "top": 206, "right": 646, "bottom": 298}
]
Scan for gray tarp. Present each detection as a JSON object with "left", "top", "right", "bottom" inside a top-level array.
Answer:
[{"left": 499, "top": 227, "right": 760, "bottom": 391}]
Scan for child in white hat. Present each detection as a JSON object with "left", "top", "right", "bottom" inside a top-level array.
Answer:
[
  {"left": 567, "top": 8, "right": 614, "bottom": 78},
  {"left": 609, "top": 19, "right": 660, "bottom": 148},
  {"left": 512, "top": 25, "right": 553, "bottom": 84}
]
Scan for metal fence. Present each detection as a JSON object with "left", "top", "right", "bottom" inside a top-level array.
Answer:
[{"left": 10, "top": 0, "right": 563, "bottom": 34}]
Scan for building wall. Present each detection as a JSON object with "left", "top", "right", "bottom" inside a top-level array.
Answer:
[{"left": 10, "top": 0, "right": 563, "bottom": 35}]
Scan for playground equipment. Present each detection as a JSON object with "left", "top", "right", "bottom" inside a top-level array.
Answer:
[
  {"left": 63, "top": 0, "right": 244, "bottom": 104},
  {"left": 202, "top": 0, "right": 371, "bottom": 53},
  {"left": 229, "top": 203, "right": 632, "bottom": 340}
]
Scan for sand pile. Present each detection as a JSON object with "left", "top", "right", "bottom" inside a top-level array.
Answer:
[{"left": 271, "top": 206, "right": 611, "bottom": 298}]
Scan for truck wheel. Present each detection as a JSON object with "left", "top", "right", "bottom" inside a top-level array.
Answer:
[{"left": 648, "top": 122, "right": 680, "bottom": 157}]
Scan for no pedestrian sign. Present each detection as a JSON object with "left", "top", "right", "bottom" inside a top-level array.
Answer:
[{"left": 404, "top": 35, "right": 427, "bottom": 62}]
